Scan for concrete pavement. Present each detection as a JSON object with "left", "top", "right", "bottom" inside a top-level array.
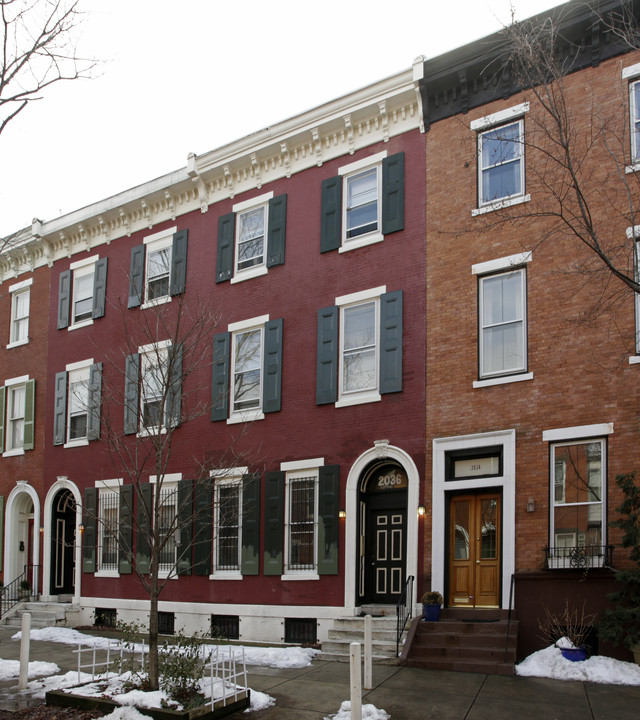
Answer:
[{"left": 0, "top": 624, "right": 639, "bottom": 718}]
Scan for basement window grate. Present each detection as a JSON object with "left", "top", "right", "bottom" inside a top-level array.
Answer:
[
  {"left": 211, "top": 614, "right": 240, "bottom": 640},
  {"left": 284, "top": 617, "right": 317, "bottom": 644},
  {"left": 94, "top": 608, "right": 117, "bottom": 628},
  {"left": 158, "top": 611, "right": 175, "bottom": 635}
]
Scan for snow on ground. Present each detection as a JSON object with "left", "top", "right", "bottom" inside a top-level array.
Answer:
[
  {"left": 0, "top": 659, "right": 59, "bottom": 681},
  {"left": 325, "top": 701, "right": 390, "bottom": 720},
  {"left": 516, "top": 643, "right": 640, "bottom": 685}
]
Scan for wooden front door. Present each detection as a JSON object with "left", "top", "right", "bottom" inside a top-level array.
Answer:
[{"left": 448, "top": 493, "right": 501, "bottom": 607}]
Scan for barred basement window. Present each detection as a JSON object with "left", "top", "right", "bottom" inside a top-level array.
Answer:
[
  {"left": 284, "top": 618, "right": 317, "bottom": 644},
  {"left": 158, "top": 611, "right": 175, "bottom": 635},
  {"left": 211, "top": 614, "right": 239, "bottom": 640},
  {"left": 94, "top": 608, "right": 117, "bottom": 628}
]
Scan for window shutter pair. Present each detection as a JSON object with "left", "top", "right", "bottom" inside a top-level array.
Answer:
[
  {"left": 53, "top": 364, "right": 102, "bottom": 445},
  {"left": 0, "top": 381, "right": 35, "bottom": 452},
  {"left": 320, "top": 152, "right": 405, "bottom": 252},
  {"left": 216, "top": 195, "right": 287, "bottom": 283},
  {"left": 211, "top": 319, "right": 283, "bottom": 421},
  {"left": 57, "top": 258, "right": 108, "bottom": 329},
  {"left": 127, "top": 229, "right": 188, "bottom": 308},
  {"left": 263, "top": 466, "right": 340, "bottom": 575},
  {"left": 316, "top": 290, "right": 403, "bottom": 404}
]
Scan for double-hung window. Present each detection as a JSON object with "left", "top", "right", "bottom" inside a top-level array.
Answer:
[
  {"left": 8, "top": 278, "right": 31, "bottom": 348},
  {"left": 320, "top": 152, "right": 405, "bottom": 253},
  {"left": 53, "top": 360, "right": 102, "bottom": 446},
  {"left": 128, "top": 227, "right": 188, "bottom": 308},
  {"left": 549, "top": 439, "right": 606, "bottom": 568},
  {"left": 316, "top": 287, "right": 403, "bottom": 407},
  {"left": 211, "top": 316, "right": 283, "bottom": 423},
  {"left": 212, "top": 470, "right": 245, "bottom": 576},
  {"left": 0, "top": 375, "right": 35, "bottom": 455},
  {"left": 623, "top": 64, "right": 640, "bottom": 169},
  {"left": 471, "top": 103, "right": 529, "bottom": 214},
  {"left": 57, "top": 256, "right": 108, "bottom": 330},
  {"left": 97, "top": 480, "right": 121, "bottom": 574},
  {"left": 216, "top": 192, "right": 287, "bottom": 284},
  {"left": 153, "top": 475, "right": 180, "bottom": 577}
]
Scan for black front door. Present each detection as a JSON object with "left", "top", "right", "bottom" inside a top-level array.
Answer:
[
  {"left": 50, "top": 490, "right": 75, "bottom": 595},
  {"left": 365, "top": 506, "right": 406, "bottom": 602}
]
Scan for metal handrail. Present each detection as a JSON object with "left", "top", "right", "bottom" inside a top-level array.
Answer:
[
  {"left": 503, "top": 572, "right": 515, "bottom": 663},
  {"left": 0, "top": 565, "right": 39, "bottom": 619},
  {"left": 396, "top": 575, "right": 414, "bottom": 656}
]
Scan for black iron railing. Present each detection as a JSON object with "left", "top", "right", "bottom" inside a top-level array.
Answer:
[
  {"left": 504, "top": 572, "right": 515, "bottom": 663},
  {"left": 0, "top": 565, "right": 39, "bottom": 619},
  {"left": 543, "top": 545, "right": 614, "bottom": 570},
  {"left": 396, "top": 575, "right": 414, "bottom": 656}
]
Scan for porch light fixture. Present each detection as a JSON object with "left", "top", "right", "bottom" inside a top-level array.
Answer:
[
  {"left": 78, "top": 523, "right": 85, "bottom": 535},
  {"left": 39, "top": 527, "right": 44, "bottom": 535},
  {"left": 417, "top": 506, "right": 426, "bottom": 516},
  {"left": 339, "top": 509, "right": 346, "bottom": 519},
  {"left": 526, "top": 497, "right": 535, "bottom": 513}
]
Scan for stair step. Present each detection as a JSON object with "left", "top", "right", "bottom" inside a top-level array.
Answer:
[{"left": 405, "top": 656, "right": 515, "bottom": 675}]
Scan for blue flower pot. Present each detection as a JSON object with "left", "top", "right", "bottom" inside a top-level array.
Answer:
[
  {"left": 560, "top": 646, "right": 587, "bottom": 662},
  {"left": 423, "top": 604, "right": 441, "bottom": 622}
]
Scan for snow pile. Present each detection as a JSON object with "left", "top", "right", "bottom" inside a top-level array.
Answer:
[
  {"left": 516, "top": 644, "right": 640, "bottom": 685},
  {"left": 325, "top": 701, "right": 390, "bottom": 720},
  {"left": 0, "top": 659, "right": 59, "bottom": 680}
]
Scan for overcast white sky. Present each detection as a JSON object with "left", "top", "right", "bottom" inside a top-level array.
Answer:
[{"left": 0, "top": 0, "right": 565, "bottom": 237}]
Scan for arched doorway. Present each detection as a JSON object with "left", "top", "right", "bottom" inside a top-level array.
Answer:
[
  {"left": 357, "top": 460, "right": 408, "bottom": 605},
  {"left": 4, "top": 482, "right": 41, "bottom": 592},
  {"left": 49, "top": 489, "right": 76, "bottom": 595}
]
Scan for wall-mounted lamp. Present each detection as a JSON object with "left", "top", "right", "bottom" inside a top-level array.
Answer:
[
  {"left": 417, "top": 506, "right": 426, "bottom": 516},
  {"left": 39, "top": 527, "right": 44, "bottom": 535},
  {"left": 338, "top": 509, "right": 346, "bottom": 519},
  {"left": 78, "top": 524, "right": 85, "bottom": 535},
  {"left": 526, "top": 497, "right": 535, "bottom": 513}
]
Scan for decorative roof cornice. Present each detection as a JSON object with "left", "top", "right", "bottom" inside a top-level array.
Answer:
[{"left": 0, "top": 63, "right": 424, "bottom": 283}]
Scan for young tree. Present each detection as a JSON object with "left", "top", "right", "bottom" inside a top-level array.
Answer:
[{"left": 82, "top": 292, "right": 260, "bottom": 690}]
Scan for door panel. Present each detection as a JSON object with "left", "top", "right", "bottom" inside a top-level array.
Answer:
[
  {"left": 448, "top": 493, "right": 501, "bottom": 607},
  {"left": 366, "top": 508, "right": 406, "bottom": 603}
]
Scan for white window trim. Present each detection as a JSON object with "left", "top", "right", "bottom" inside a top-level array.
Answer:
[
  {"left": 473, "top": 372, "right": 533, "bottom": 389},
  {"left": 282, "top": 468, "right": 320, "bottom": 581},
  {"left": 470, "top": 102, "right": 530, "bottom": 131},
  {"left": 227, "top": 315, "right": 268, "bottom": 424},
  {"left": 230, "top": 192, "right": 274, "bottom": 283},
  {"left": 472, "top": 252, "right": 532, "bottom": 276},
  {"left": 3, "top": 375, "right": 30, "bottom": 456},
  {"left": 211, "top": 474, "right": 243, "bottom": 580},
  {"left": 542, "top": 423, "right": 613, "bottom": 442},
  {"left": 68, "top": 257, "right": 98, "bottom": 330},
  {"left": 137, "top": 341, "right": 171, "bottom": 437},
  {"left": 209, "top": 465, "right": 248, "bottom": 580},
  {"left": 94, "top": 478, "right": 122, "bottom": 578},
  {"left": 338, "top": 150, "right": 387, "bottom": 252},
  {"left": 141, "top": 226, "right": 176, "bottom": 309},
  {"left": 7, "top": 278, "right": 32, "bottom": 349},
  {"left": 280, "top": 458, "right": 324, "bottom": 472},
  {"left": 149, "top": 473, "right": 181, "bottom": 580}
]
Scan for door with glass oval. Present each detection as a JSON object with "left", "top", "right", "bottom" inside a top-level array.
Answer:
[{"left": 448, "top": 493, "right": 501, "bottom": 607}]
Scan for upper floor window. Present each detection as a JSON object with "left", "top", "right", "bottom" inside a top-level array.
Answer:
[
  {"left": 211, "top": 316, "right": 283, "bottom": 424},
  {"left": 8, "top": 278, "right": 31, "bottom": 348},
  {"left": 631, "top": 79, "right": 640, "bottom": 164},
  {"left": 470, "top": 103, "right": 529, "bottom": 215},
  {"left": 320, "top": 152, "right": 404, "bottom": 253},
  {"left": 128, "top": 228, "right": 188, "bottom": 309},
  {"left": 216, "top": 192, "right": 287, "bottom": 284},
  {"left": 57, "top": 256, "right": 108, "bottom": 330},
  {"left": 53, "top": 360, "right": 102, "bottom": 447},
  {"left": 0, "top": 375, "right": 35, "bottom": 456},
  {"left": 316, "top": 287, "right": 403, "bottom": 407}
]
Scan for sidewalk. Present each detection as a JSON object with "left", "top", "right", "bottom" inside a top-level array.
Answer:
[{"left": 0, "top": 625, "right": 639, "bottom": 719}]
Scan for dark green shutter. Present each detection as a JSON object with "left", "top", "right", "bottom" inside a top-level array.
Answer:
[
  {"left": 57, "top": 270, "right": 71, "bottom": 329},
  {"left": 166, "top": 343, "right": 182, "bottom": 427},
  {"left": 23, "top": 379, "right": 35, "bottom": 451},
  {"left": 124, "top": 353, "right": 140, "bottom": 435},
  {"left": 216, "top": 213, "right": 235, "bottom": 283},
  {"left": 119, "top": 484, "right": 133, "bottom": 574},
  {"left": 0, "top": 387, "right": 5, "bottom": 454},
  {"left": 177, "top": 479, "right": 193, "bottom": 576},
  {"left": 136, "top": 483, "right": 153, "bottom": 574},
  {"left": 92, "top": 257, "right": 108, "bottom": 319},
  {"left": 267, "top": 194, "right": 287, "bottom": 267},
  {"left": 87, "top": 363, "right": 102, "bottom": 441},
  {"left": 193, "top": 479, "right": 212, "bottom": 575},
  {"left": 379, "top": 290, "right": 403, "bottom": 394},
  {"left": 170, "top": 229, "right": 188, "bottom": 295},
  {"left": 316, "top": 306, "right": 338, "bottom": 404},
  {"left": 320, "top": 175, "right": 342, "bottom": 253},
  {"left": 83, "top": 487, "right": 97, "bottom": 573},
  {"left": 53, "top": 371, "right": 67, "bottom": 445},
  {"left": 211, "top": 332, "right": 230, "bottom": 421},
  {"left": 264, "top": 471, "right": 284, "bottom": 575},
  {"left": 381, "top": 152, "right": 405, "bottom": 235},
  {"left": 241, "top": 473, "right": 260, "bottom": 575},
  {"left": 0, "top": 496, "right": 4, "bottom": 572},
  {"left": 318, "top": 465, "right": 340, "bottom": 575},
  {"left": 263, "top": 318, "right": 283, "bottom": 413},
  {"left": 128, "top": 245, "right": 145, "bottom": 308}
]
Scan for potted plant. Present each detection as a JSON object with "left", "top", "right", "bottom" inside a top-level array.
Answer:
[
  {"left": 421, "top": 591, "right": 443, "bottom": 621},
  {"left": 538, "top": 600, "right": 595, "bottom": 662},
  {"left": 18, "top": 580, "right": 30, "bottom": 599}
]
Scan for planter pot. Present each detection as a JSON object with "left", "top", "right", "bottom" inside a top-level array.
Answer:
[
  {"left": 422, "top": 604, "right": 441, "bottom": 622},
  {"left": 559, "top": 646, "right": 587, "bottom": 662}
]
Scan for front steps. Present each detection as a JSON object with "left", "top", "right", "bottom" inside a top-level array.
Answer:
[
  {"left": 401, "top": 608, "right": 519, "bottom": 675},
  {"left": 319, "top": 614, "right": 403, "bottom": 664},
  {"left": 2, "top": 600, "right": 77, "bottom": 629}
]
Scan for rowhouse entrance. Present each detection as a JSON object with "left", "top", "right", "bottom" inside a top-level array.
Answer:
[
  {"left": 358, "top": 462, "right": 407, "bottom": 605},
  {"left": 448, "top": 492, "right": 501, "bottom": 607},
  {"left": 50, "top": 489, "right": 76, "bottom": 595}
]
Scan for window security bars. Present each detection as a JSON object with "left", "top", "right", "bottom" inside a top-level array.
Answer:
[
  {"left": 216, "top": 485, "right": 240, "bottom": 571},
  {"left": 284, "top": 618, "right": 317, "bottom": 644},
  {"left": 158, "top": 485, "right": 178, "bottom": 574},
  {"left": 94, "top": 608, "right": 117, "bottom": 628},
  {"left": 287, "top": 477, "right": 316, "bottom": 571},
  {"left": 211, "top": 614, "right": 240, "bottom": 640},
  {"left": 158, "top": 611, "right": 175, "bottom": 635},
  {"left": 543, "top": 544, "right": 614, "bottom": 570},
  {"left": 98, "top": 492, "right": 119, "bottom": 572}
]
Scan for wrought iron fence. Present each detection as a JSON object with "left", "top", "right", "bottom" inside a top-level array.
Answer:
[{"left": 543, "top": 545, "right": 614, "bottom": 570}]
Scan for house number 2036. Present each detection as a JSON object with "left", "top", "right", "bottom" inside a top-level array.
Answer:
[{"left": 377, "top": 472, "right": 405, "bottom": 489}]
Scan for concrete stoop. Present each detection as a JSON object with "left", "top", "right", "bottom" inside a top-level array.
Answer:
[
  {"left": 318, "top": 615, "right": 403, "bottom": 665},
  {"left": 2, "top": 600, "right": 78, "bottom": 629},
  {"left": 400, "top": 608, "right": 519, "bottom": 675}
]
